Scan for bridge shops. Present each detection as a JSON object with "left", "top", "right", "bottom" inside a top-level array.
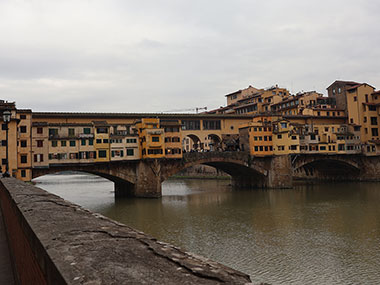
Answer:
[{"left": 0, "top": 97, "right": 379, "bottom": 185}]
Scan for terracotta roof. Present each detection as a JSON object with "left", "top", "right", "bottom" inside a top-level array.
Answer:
[
  {"left": 362, "top": 102, "right": 380, "bottom": 106},
  {"left": 233, "top": 102, "right": 257, "bottom": 110},
  {"left": 312, "top": 107, "right": 345, "bottom": 111},
  {"left": 32, "top": 112, "right": 257, "bottom": 120},
  {"left": 372, "top": 90, "right": 380, "bottom": 95},
  {"left": 225, "top": 90, "right": 242, "bottom": 97},
  {"left": 326, "top": 80, "right": 360, "bottom": 89},
  {"left": 346, "top": 83, "right": 375, "bottom": 91}
]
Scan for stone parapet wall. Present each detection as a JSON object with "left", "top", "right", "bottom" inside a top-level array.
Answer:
[{"left": 0, "top": 178, "right": 251, "bottom": 284}]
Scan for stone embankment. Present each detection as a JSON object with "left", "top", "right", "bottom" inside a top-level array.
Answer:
[{"left": 0, "top": 178, "right": 252, "bottom": 284}]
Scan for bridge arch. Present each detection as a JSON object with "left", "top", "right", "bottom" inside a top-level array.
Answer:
[
  {"left": 183, "top": 134, "right": 202, "bottom": 151},
  {"left": 31, "top": 163, "right": 137, "bottom": 197},
  {"left": 293, "top": 156, "right": 360, "bottom": 179},
  {"left": 206, "top": 134, "right": 222, "bottom": 151},
  {"left": 161, "top": 153, "right": 269, "bottom": 188}
]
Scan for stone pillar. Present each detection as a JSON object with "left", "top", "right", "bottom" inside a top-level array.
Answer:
[
  {"left": 232, "top": 174, "right": 266, "bottom": 188},
  {"left": 359, "top": 156, "right": 380, "bottom": 181},
  {"left": 134, "top": 160, "right": 162, "bottom": 198},
  {"left": 114, "top": 180, "right": 135, "bottom": 198},
  {"left": 267, "top": 155, "right": 293, "bottom": 188}
]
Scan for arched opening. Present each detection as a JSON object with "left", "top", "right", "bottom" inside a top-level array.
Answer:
[
  {"left": 173, "top": 164, "right": 230, "bottom": 179},
  {"left": 206, "top": 134, "right": 222, "bottom": 151},
  {"left": 32, "top": 171, "right": 116, "bottom": 208},
  {"left": 182, "top": 134, "right": 202, "bottom": 152},
  {"left": 294, "top": 159, "right": 360, "bottom": 180},
  {"left": 32, "top": 170, "right": 136, "bottom": 198},
  {"left": 162, "top": 159, "right": 268, "bottom": 189}
]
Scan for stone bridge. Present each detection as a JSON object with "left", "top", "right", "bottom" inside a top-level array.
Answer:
[
  {"left": 32, "top": 152, "right": 293, "bottom": 198},
  {"left": 32, "top": 152, "right": 380, "bottom": 198},
  {"left": 292, "top": 153, "right": 380, "bottom": 181}
]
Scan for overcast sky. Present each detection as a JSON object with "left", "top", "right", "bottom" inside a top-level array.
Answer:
[{"left": 1, "top": 0, "right": 379, "bottom": 112}]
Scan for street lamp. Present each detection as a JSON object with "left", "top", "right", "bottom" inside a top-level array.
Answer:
[{"left": 2, "top": 110, "right": 11, "bottom": 178}]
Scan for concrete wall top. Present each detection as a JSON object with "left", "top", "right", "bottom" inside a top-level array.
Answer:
[{"left": 0, "top": 178, "right": 251, "bottom": 284}]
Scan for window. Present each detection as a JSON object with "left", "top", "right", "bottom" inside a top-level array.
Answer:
[
  {"left": 277, "top": 134, "right": 282, "bottom": 139},
  {"left": 52, "top": 141, "right": 58, "bottom": 147},
  {"left": 37, "top": 140, "right": 43, "bottom": 147},
  {"left": 96, "top": 139, "right": 102, "bottom": 143},
  {"left": 350, "top": 118, "right": 354, "bottom": 124},
  {"left": 370, "top": 117, "right": 378, "bottom": 125},
  {"left": 368, "top": 105, "right": 376, "bottom": 111},
  {"left": 34, "top": 154, "right": 44, "bottom": 162},
  {"left": 364, "top": 117, "right": 367, "bottom": 123},
  {"left": 354, "top": 96, "right": 357, "bottom": 102},
  {"left": 20, "top": 126, "right": 27, "bottom": 133},
  {"left": 254, "top": 146, "right": 258, "bottom": 152},
  {"left": 61, "top": 141, "right": 67, "bottom": 147},
  {"left": 126, "top": 138, "right": 137, "bottom": 143},
  {"left": 37, "top": 127, "right": 43, "bottom": 134},
  {"left": 96, "top": 127, "right": 108, "bottom": 134},
  {"left": 371, "top": 128, "right": 379, "bottom": 137},
  {"left": 2, "top": 159, "right": 6, "bottom": 165},
  {"left": 21, "top": 170, "right": 26, "bottom": 177},
  {"left": 152, "top": 136, "right": 160, "bottom": 142},
  {"left": 21, "top": 155, "right": 27, "bottom": 163},
  {"left": 68, "top": 128, "right": 75, "bottom": 137},
  {"left": 127, "top": 149, "right": 134, "bottom": 156},
  {"left": 290, "top": 145, "right": 297, "bottom": 150},
  {"left": 103, "top": 139, "right": 109, "bottom": 143},
  {"left": 1, "top": 124, "right": 6, "bottom": 130},
  {"left": 203, "top": 120, "right": 221, "bottom": 130},
  {"left": 20, "top": 140, "right": 27, "bottom": 147},
  {"left": 81, "top": 139, "right": 86, "bottom": 146},
  {"left": 20, "top": 114, "right": 26, "bottom": 119},
  {"left": 320, "top": 146, "right": 326, "bottom": 150},
  {"left": 98, "top": 150, "right": 107, "bottom": 158},
  {"left": 89, "top": 139, "right": 93, "bottom": 146},
  {"left": 83, "top": 128, "right": 91, "bottom": 134},
  {"left": 338, "top": 87, "right": 341, "bottom": 93},
  {"left": 317, "top": 111, "right": 321, "bottom": 116},
  {"left": 69, "top": 140, "right": 76, "bottom": 147},
  {"left": 148, "top": 149, "right": 163, "bottom": 155},
  {"left": 291, "top": 136, "right": 297, "bottom": 140},
  {"left": 49, "top": 128, "right": 58, "bottom": 137},
  {"left": 182, "top": 120, "right": 200, "bottom": 130}
]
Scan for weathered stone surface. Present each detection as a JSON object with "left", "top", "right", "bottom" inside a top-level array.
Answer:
[{"left": 0, "top": 178, "right": 252, "bottom": 284}]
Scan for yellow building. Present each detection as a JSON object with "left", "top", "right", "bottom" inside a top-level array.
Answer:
[
  {"left": 93, "top": 122, "right": 110, "bottom": 162},
  {"left": 110, "top": 124, "right": 140, "bottom": 160},
  {"left": 136, "top": 118, "right": 165, "bottom": 159},
  {"left": 239, "top": 116, "right": 273, "bottom": 156},
  {"left": 161, "top": 119, "right": 183, "bottom": 159},
  {"left": 1, "top": 102, "right": 19, "bottom": 178},
  {"left": 46, "top": 123, "right": 96, "bottom": 164},
  {"left": 16, "top": 109, "right": 33, "bottom": 180},
  {"left": 225, "top": 85, "right": 260, "bottom": 106},
  {"left": 272, "top": 119, "right": 300, "bottom": 155}
]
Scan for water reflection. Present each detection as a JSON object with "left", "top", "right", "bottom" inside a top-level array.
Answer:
[{"left": 34, "top": 174, "right": 380, "bottom": 284}]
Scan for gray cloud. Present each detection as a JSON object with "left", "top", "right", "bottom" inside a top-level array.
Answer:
[{"left": 1, "top": 0, "right": 379, "bottom": 112}]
